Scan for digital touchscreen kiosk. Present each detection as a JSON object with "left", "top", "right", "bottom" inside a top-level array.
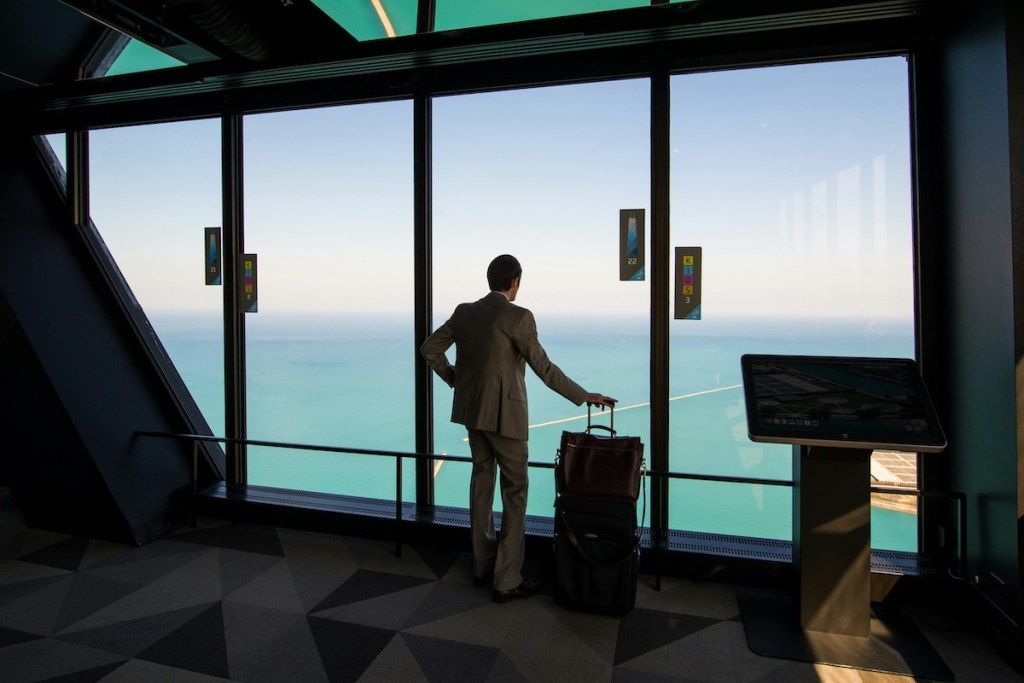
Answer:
[{"left": 740, "top": 354, "right": 946, "bottom": 452}]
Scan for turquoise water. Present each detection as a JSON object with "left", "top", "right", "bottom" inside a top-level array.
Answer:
[{"left": 153, "top": 312, "right": 918, "bottom": 551}]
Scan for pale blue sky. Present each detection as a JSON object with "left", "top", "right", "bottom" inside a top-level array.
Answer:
[{"left": 60, "top": 55, "right": 912, "bottom": 323}]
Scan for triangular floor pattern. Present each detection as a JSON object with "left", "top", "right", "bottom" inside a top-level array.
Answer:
[{"left": 0, "top": 508, "right": 1017, "bottom": 682}]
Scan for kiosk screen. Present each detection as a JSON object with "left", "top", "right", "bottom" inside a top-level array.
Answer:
[{"left": 740, "top": 354, "right": 946, "bottom": 452}]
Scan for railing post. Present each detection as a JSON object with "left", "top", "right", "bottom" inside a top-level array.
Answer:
[
  {"left": 190, "top": 440, "right": 199, "bottom": 528},
  {"left": 650, "top": 470, "right": 661, "bottom": 591},
  {"left": 957, "top": 494, "right": 967, "bottom": 580},
  {"left": 395, "top": 455, "right": 403, "bottom": 557}
]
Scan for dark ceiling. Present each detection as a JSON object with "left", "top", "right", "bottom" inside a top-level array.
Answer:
[
  {"left": 0, "top": 0, "right": 369, "bottom": 94},
  {"left": 0, "top": 0, "right": 962, "bottom": 135},
  {"left": 0, "top": 0, "right": 103, "bottom": 91}
]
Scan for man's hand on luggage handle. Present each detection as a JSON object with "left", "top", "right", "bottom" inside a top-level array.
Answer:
[{"left": 585, "top": 393, "right": 617, "bottom": 408}]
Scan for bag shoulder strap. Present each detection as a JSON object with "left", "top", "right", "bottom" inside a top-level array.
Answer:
[
  {"left": 557, "top": 462, "right": 647, "bottom": 567},
  {"left": 558, "top": 504, "right": 640, "bottom": 567}
]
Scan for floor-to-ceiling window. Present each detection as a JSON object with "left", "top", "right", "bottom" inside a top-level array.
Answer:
[
  {"left": 667, "top": 56, "right": 917, "bottom": 549},
  {"left": 432, "top": 79, "right": 651, "bottom": 517},
  {"left": 243, "top": 102, "right": 415, "bottom": 499},
  {"left": 89, "top": 120, "right": 225, "bottom": 437},
  {"left": 82, "top": 50, "right": 920, "bottom": 552}
]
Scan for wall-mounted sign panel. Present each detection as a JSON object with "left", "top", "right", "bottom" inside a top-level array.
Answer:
[
  {"left": 205, "top": 227, "right": 221, "bottom": 286},
  {"left": 619, "top": 209, "right": 645, "bottom": 281},
  {"left": 674, "top": 246, "right": 701, "bottom": 320},
  {"left": 239, "top": 253, "right": 258, "bottom": 313}
]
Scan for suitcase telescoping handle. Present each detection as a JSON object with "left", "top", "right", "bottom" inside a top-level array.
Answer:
[{"left": 586, "top": 403, "right": 614, "bottom": 435}]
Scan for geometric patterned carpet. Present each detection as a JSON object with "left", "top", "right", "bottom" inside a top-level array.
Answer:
[{"left": 0, "top": 506, "right": 1019, "bottom": 682}]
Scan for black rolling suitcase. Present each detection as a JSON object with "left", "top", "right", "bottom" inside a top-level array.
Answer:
[
  {"left": 553, "top": 496, "right": 640, "bottom": 615},
  {"left": 553, "top": 405, "right": 645, "bottom": 616}
]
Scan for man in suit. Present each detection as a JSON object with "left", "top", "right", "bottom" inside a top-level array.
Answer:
[{"left": 421, "top": 254, "right": 617, "bottom": 602}]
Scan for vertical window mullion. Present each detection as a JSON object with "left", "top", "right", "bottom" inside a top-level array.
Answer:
[
  {"left": 223, "top": 114, "right": 247, "bottom": 484},
  {"left": 650, "top": 69, "right": 672, "bottom": 549}
]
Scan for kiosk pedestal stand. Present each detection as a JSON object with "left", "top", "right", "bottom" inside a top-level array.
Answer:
[
  {"left": 738, "top": 444, "right": 952, "bottom": 680},
  {"left": 794, "top": 445, "right": 872, "bottom": 636}
]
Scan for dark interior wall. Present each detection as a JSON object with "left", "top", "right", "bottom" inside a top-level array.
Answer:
[
  {"left": 936, "top": 0, "right": 1021, "bottom": 628},
  {"left": 1008, "top": 0, "right": 1024, "bottom": 638},
  {"left": 0, "top": 290, "right": 132, "bottom": 540},
  {"left": 0, "top": 134, "right": 212, "bottom": 544}
]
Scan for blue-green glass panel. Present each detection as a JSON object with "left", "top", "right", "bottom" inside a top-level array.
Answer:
[
  {"left": 667, "top": 480, "right": 917, "bottom": 551},
  {"left": 105, "top": 39, "right": 184, "bottom": 77},
  {"left": 243, "top": 101, "right": 415, "bottom": 501},
  {"left": 667, "top": 56, "right": 918, "bottom": 550},
  {"left": 89, "top": 120, "right": 224, "bottom": 438},
  {"left": 311, "top": 0, "right": 418, "bottom": 40},
  {"left": 431, "top": 80, "right": 650, "bottom": 517},
  {"left": 45, "top": 134, "right": 66, "bottom": 171},
  {"left": 435, "top": 0, "right": 648, "bottom": 31}
]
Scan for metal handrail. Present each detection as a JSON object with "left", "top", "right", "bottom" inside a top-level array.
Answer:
[
  {"left": 137, "top": 430, "right": 475, "bottom": 556},
  {"left": 137, "top": 430, "right": 965, "bottom": 576}
]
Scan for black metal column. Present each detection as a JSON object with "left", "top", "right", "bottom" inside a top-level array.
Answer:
[
  {"left": 416, "top": 0, "right": 435, "bottom": 33},
  {"left": 68, "top": 130, "right": 87, "bottom": 228},
  {"left": 414, "top": 93, "right": 435, "bottom": 507},
  {"left": 222, "top": 115, "right": 247, "bottom": 485},
  {"left": 650, "top": 70, "right": 671, "bottom": 551}
]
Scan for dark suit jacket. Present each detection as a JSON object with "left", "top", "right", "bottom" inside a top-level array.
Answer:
[{"left": 421, "top": 291, "right": 588, "bottom": 441}]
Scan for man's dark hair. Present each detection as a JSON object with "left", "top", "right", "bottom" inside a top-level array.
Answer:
[{"left": 487, "top": 254, "right": 522, "bottom": 291}]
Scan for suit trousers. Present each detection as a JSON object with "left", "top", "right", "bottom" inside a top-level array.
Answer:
[{"left": 466, "top": 428, "right": 530, "bottom": 591}]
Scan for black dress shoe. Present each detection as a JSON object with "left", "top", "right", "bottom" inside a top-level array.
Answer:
[
  {"left": 472, "top": 570, "right": 493, "bottom": 588},
  {"left": 492, "top": 578, "right": 542, "bottom": 603}
]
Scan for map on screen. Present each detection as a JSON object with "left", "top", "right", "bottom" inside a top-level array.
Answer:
[{"left": 740, "top": 354, "right": 946, "bottom": 452}]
